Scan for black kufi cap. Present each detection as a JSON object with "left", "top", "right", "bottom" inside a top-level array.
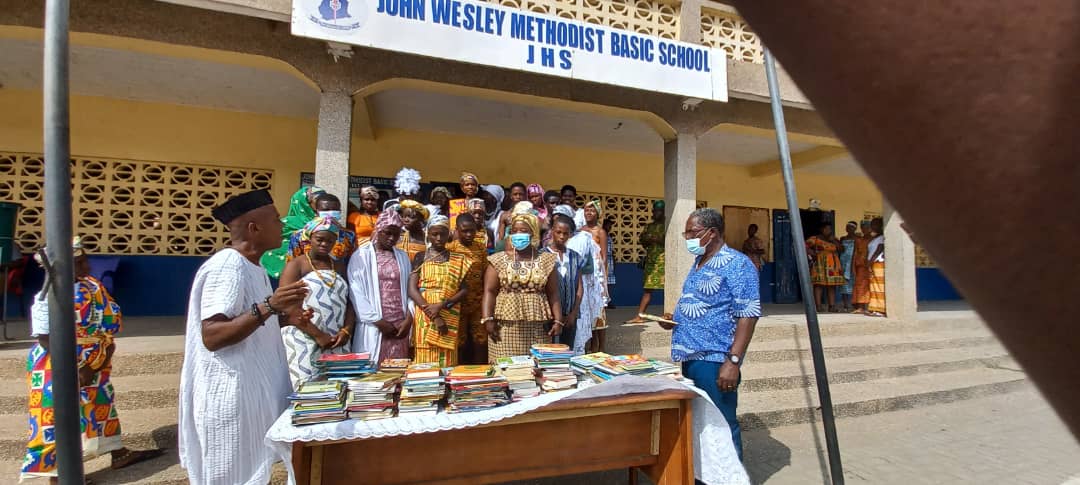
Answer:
[{"left": 212, "top": 189, "right": 274, "bottom": 225}]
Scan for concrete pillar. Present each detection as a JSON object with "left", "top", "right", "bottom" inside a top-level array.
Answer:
[
  {"left": 314, "top": 90, "right": 353, "bottom": 204},
  {"left": 883, "top": 199, "right": 918, "bottom": 320},
  {"left": 677, "top": 0, "right": 703, "bottom": 44},
  {"left": 663, "top": 132, "right": 697, "bottom": 311}
]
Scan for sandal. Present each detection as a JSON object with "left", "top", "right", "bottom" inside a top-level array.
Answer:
[
  {"left": 111, "top": 448, "right": 166, "bottom": 470},
  {"left": 626, "top": 317, "right": 648, "bottom": 324}
]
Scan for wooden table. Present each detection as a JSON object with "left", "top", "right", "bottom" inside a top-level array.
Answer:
[{"left": 291, "top": 388, "right": 698, "bottom": 485}]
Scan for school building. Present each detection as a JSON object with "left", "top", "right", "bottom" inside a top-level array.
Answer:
[{"left": 0, "top": 0, "right": 960, "bottom": 318}]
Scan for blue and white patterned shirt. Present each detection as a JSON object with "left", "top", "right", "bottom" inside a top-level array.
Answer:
[{"left": 672, "top": 244, "right": 762, "bottom": 363}]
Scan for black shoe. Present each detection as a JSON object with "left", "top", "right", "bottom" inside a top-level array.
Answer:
[{"left": 606, "top": 304, "right": 616, "bottom": 309}]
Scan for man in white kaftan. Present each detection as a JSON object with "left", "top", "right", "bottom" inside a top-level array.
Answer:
[{"left": 179, "top": 189, "right": 309, "bottom": 485}]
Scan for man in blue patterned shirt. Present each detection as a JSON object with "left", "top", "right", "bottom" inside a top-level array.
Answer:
[{"left": 661, "top": 208, "right": 761, "bottom": 460}]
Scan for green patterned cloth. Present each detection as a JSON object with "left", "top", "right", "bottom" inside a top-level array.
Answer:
[
  {"left": 260, "top": 186, "right": 321, "bottom": 278},
  {"left": 641, "top": 221, "right": 665, "bottom": 290}
]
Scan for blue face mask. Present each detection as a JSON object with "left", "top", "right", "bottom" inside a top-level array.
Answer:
[
  {"left": 510, "top": 233, "right": 532, "bottom": 250},
  {"left": 685, "top": 229, "right": 711, "bottom": 256},
  {"left": 318, "top": 210, "right": 342, "bottom": 222}
]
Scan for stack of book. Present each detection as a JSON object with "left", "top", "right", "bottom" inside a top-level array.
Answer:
[
  {"left": 531, "top": 344, "right": 576, "bottom": 391},
  {"left": 345, "top": 371, "right": 401, "bottom": 421},
  {"left": 398, "top": 363, "right": 444, "bottom": 416},
  {"left": 589, "top": 354, "right": 657, "bottom": 382},
  {"left": 316, "top": 353, "right": 376, "bottom": 380},
  {"left": 648, "top": 359, "right": 682, "bottom": 378},
  {"left": 289, "top": 380, "right": 347, "bottom": 426},
  {"left": 570, "top": 352, "right": 611, "bottom": 375},
  {"left": 446, "top": 364, "right": 510, "bottom": 413},
  {"left": 496, "top": 355, "right": 540, "bottom": 400},
  {"left": 379, "top": 358, "right": 412, "bottom": 374}
]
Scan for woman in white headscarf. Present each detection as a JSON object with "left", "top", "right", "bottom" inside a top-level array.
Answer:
[{"left": 482, "top": 184, "right": 504, "bottom": 238}]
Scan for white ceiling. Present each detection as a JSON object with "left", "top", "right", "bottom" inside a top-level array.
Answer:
[
  {"left": 799, "top": 155, "right": 867, "bottom": 177},
  {"left": 0, "top": 37, "right": 319, "bottom": 118},
  {"left": 368, "top": 88, "right": 664, "bottom": 153}
]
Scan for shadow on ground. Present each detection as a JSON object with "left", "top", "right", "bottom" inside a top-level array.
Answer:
[
  {"left": 85, "top": 425, "right": 178, "bottom": 484},
  {"left": 742, "top": 414, "right": 794, "bottom": 484}
]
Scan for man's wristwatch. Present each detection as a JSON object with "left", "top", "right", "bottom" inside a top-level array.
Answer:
[{"left": 728, "top": 354, "right": 742, "bottom": 367}]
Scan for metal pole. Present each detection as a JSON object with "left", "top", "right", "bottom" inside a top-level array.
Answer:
[
  {"left": 44, "top": 0, "right": 85, "bottom": 483},
  {"left": 763, "top": 48, "right": 844, "bottom": 485}
]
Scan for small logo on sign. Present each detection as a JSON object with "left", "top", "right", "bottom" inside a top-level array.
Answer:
[{"left": 307, "top": 0, "right": 366, "bottom": 31}]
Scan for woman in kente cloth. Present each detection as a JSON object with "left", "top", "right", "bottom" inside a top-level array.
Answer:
[
  {"left": 447, "top": 213, "right": 490, "bottom": 364},
  {"left": 23, "top": 237, "right": 163, "bottom": 482},
  {"left": 279, "top": 215, "right": 356, "bottom": 388},
  {"left": 261, "top": 185, "right": 325, "bottom": 279},
  {"left": 409, "top": 215, "right": 471, "bottom": 366},
  {"left": 347, "top": 186, "right": 381, "bottom": 245},
  {"left": 481, "top": 211, "right": 564, "bottom": 362},
  {"left": 448, "top": 172, "right": 481, "bottom": 231},
  {"left": 396, "top": 199, "right": 430, "bottom": 262},
  {"left": 806, "top": 223, "right": 846, "bottom": 313},
  {"left": 347, "top": 208, "right": 414, "bottom": 363}
]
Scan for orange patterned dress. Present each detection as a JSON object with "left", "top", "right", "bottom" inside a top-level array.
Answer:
[{"left": 412, "top": 253, "right": 472, "bottom": 367}]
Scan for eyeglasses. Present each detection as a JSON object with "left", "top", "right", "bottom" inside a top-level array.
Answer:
[{"left": 682, "top": 227, "right": 711, "bottom": 239}]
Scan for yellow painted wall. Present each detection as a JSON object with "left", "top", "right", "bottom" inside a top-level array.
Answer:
[
  {"left": 349, "top": 128, "right": 882, "bottom": 228},
  {"left": 0, "top": 89, "right": 317, "bottom": 212},
  {"left": 0, "top": 88, "right": 880, "bottom": 227}
]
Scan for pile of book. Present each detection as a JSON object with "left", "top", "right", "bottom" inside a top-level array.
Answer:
[
  {"left": 345, "top": 371, "right": 401, "bottom": 421},
  {"left": 379, "top": 358, "right": 412, "bottom": 374},
  {"left": 589, "top": 354, "right": 658, "bottom": 382},
  {"left": 446, "top": 364, "right": 510, "bottom": 413},
  {"left": 496, "top": 355, "right": 540, "bottom": 400},
  {"left": 398, "top": 363, "right": 444, "bottom": 416},
  {"left": 649, "top": 359, "right": 682, "bottom": 378},
  {"left": 570, "top": 352, "right": 611, "bottom": 375},
  {"left": 289, "top": 380, "right": 346, "bottom": 426},
  {"left": 531, "top": 343, "right": 577, "bottom": 391},
  {"left": 316, "top": 353, "right": 376, "bottom": 380}
]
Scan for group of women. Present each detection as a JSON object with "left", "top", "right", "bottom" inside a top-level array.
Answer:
[
  {"left": 274, "top": 170, "right": 613, "bottom": 387},
  {"left": 805, "top": 217, "right": 886, "bottom": 316}
]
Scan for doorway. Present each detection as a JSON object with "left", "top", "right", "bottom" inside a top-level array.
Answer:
[{"left": 772, "top": 208, "right": 836, "bottom": 304}]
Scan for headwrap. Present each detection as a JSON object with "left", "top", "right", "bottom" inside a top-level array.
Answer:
[
  {"left": 552, "top": 204, "right": 575, "bottom": 219},
  {"left": 509, "top": 212, "right": 540, "bottom": 247},
  {"left": 467, "top": 198, "right": 485, "bottom": 211},
  {"left": 360, "top": 186, "right": 379, "bottom": 199},
  {"left": 34, "top": 236, "right": 85, "bottom": 266},
  {"left": 526, "top": 184, "right": 544, "bottom": 197},
  {"left": 511, "top": 201, "right": 536, "bottom": 215},
  {"left": 300, "top": 215, "right": 342, "bottom": 242},
  {"left": 305, "top": 185, "right": 326, "bottom": 200},
  {"left": 430, "top": 186, "right": 451, "bottom": 201},
  {"left": 399, "top": 199, "right": 430, "bottom": 222},
  {"left": 375, "top": 207, "right": 403, "bottom": 233},
  {"left": 652, "top": 200, "right": 665, "bottom": 210},
  {"left": 427, "top": 214, "right": 450, "bottom": 229},
  {"left": 483, "top": 185, "right": 504, "bottom": 211},
  {"left": 460, "top": 172, "right": 479, "bottom": 185},
  {"left": 584, "top": 199, "right": 603, "bottom": 218},
  {"left": 212, "top": 188, "right": 275, "bottom": 225},
  {"left": 394, "top": 167, "right": 422, "bottom": 196}
]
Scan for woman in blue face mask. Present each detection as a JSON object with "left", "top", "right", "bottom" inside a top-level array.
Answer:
[{"left": 480, "top": 212, "right": 565, "bottom": 362}]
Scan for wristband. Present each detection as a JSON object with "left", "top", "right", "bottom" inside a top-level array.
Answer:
[
  {"left": 250, "top": 303, "right": 267, "bottom": 325},
  {"left": 264, "top": 296, "right": 281, "bottom": 315},
  {"left": 481, "top": 316, "right": 495, "bottom": 324}
]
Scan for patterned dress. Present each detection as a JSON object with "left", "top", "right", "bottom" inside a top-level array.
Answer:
[
  {"left": 413, "top": 253, "right": 471, "bottom": 367},
  {"left": 447, "top": 239, "right": 488, "bottom": 345},
  {"left": 641, "top": 222, "right": 666, "bottom": 290},
  {"left": 840, "top": 238, "right": 856, "bottom": 296},
  {"left": 23, "top": 277, "right": 123, "bottom": 480},
  {"left": 281, "top": 269, "right": 349, "bottom": 389},
  {"left": 852, "top": 235, "right": 871, "bottom": 304},
  {"left": 397, "top": 231, "right": 427, "bottom": 262},
  {"left": 376, "top": 249, "right": 411, "bottom": 361},
  {"left": 806, "top": 236, "right": 845, "bottom": 286},
  {"left": 488, "top": 251, "right": 557, "bottom": 362}
]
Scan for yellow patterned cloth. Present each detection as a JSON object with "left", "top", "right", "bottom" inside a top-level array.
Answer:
[
  {"left": 447, "top": 239, "right": 488, "bottom": 345},
  {"left": 397, "top": 231, "right": 427, "bottom": 262},
  {"left": 641, "top": 222, "right": 666, "bottom": 290},
  {"left": 413, "top": 253, "right": 471, "bottom": 367},
  {"left": 869, "top": 261, "right": 887, "bottom": 314},
  {"left": 487, "top": 251, "right": 557, "bottom": 361}
]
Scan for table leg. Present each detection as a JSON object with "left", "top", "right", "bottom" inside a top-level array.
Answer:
[
  {"left": 293, "top": 443, "right": 312, "bottom": 485},
  {"left": 644, "top": 401, "right": 695, "bottom": 485}
]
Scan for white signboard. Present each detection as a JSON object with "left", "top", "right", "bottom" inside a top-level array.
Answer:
[{"left": 291, "top": 0, "right": 728, "bottom": 101}]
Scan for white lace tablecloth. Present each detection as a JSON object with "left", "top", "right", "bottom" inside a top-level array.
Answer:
[{"left": 266, "top": 376, "right": 749, "bottom": 485}]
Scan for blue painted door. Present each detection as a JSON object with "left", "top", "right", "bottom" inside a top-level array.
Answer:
[{"left": 772, "top": 209, "right": 800, "bottom": 303}]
